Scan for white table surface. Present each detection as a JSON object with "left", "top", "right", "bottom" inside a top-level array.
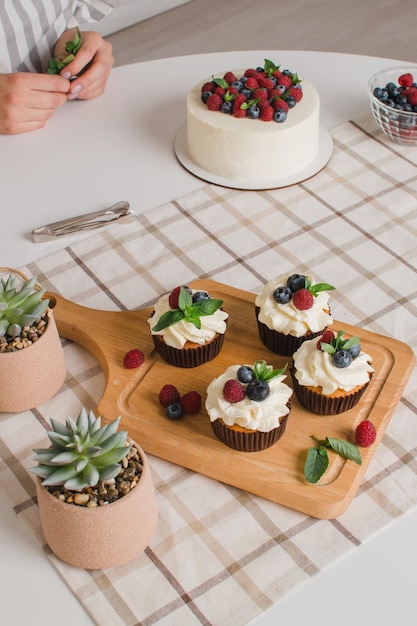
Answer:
[{"left": 1, "top": 50, "right": 416, "bottom": 626}]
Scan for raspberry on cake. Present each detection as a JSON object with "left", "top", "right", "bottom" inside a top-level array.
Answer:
[{"left": 187, "top": 59, "right": 320, "bottom": 181}]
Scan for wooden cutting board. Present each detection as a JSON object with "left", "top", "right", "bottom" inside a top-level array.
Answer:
[{"left": 49, "top": 279, "right": 415, "bottom": 519}]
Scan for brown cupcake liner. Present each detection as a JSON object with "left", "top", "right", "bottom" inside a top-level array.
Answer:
[
  {"left": 290, "top": 367, "right": 370, "bottom": 415},
  {"left": 152, "top": 332, "right": 225, "bottom": 368},
  {"left": 211, "top": 414, "right": 289, "bottom": 452},
  {"left": 255, "top": 307, "right": 325, "bottom": 357}
]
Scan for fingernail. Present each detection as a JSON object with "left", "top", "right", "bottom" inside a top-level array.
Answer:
[
  {"left": 68, "top": 84, "right": 82, "bottom": 100},
  {"left": 61, "top": 71, "right": 71, "bottom": 80}
]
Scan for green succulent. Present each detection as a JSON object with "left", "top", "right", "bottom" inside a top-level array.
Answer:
[
  {"left": 252, "top": 360, "right": 287, "bottom": 381},
  {"left": 47, "top": 27, "right": 81, "bottom": 74},
  {"left": 0, "top": 274, "right": 49, "bottom": 338},
  {"left": 31, "top": 408, "right": 131, "bottom": 491}
]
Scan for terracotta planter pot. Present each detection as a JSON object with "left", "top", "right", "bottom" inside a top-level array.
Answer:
[
  {"left": 0, "top": 309, "right": 66, "bottom": 413},
  {"left": 35, "top": 441, "right": 158, "bottom": 569}
]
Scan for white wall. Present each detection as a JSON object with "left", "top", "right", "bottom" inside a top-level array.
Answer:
[{"left": 90, "top": 0, "right": 192, "bottom": 36}]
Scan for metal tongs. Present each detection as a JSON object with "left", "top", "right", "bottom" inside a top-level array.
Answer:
[{"left": 31, "top": 200, "right": 135, "bottom": 243}]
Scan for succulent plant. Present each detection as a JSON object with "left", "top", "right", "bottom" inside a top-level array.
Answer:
[
  {"left": 31, "top": 408, "right": 131, "bottom": 491},
  {"left": 0, "top": 274, "right": 49, "bottom": 338},
  {"left": 47, "top": 27, "right": 81, "bottom": 74}
]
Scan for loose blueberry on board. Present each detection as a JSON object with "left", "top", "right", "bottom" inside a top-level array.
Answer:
[{"left": 166, "top": 403, "right": 183, "bottom": 420}]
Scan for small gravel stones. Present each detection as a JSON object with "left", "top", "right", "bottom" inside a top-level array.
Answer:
[
  {"left": 46, "top": 444, "right": 144, "bottom": 507},
  {"left": 0, "top": 312, "right": 48, "bottom": 353}
]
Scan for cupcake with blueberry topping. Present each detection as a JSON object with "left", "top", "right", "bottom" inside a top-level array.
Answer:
[
  {"left": 206, "top": 360, "right": 292, "bottom": 452},
  {"left": 255, "top": 273, "right": 335, "bottom": 356},
  {"left": 291, "top": 329, "right": 373, "bottom": 415},
  {"left": 148, "top": 285, "right": 228, "bottom": 368}
]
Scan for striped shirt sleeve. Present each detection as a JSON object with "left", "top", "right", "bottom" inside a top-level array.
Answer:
[{"left": 0, "top": 0, "right": 114, "bottom": 73}]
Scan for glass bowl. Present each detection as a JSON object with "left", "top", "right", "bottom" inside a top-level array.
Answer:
[{"left": 368, "top": 65, "right": 417, "bottom": 144}]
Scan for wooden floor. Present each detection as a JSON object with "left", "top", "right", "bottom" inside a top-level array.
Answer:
[{"left": 106, "top": 0, "right": 417, "bottom": 67}]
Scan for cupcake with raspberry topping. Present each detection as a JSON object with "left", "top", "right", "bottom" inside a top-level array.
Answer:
[
  {"left": 255, "top": 273, "right": 335, "bottom": 357},
  {"left": 148, "top": 285, "right": 228, "bottom": 368},
  {"left": 206, "top": 360, "right": 292, "bottom": 452},
  {"left": 291, "top": 330, "right": 373, "bottom": 415}
]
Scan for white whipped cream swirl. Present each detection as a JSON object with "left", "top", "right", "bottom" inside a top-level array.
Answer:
[
  {"left": 293, "top": 338, "right": 373, "bottom": 395},
  {"left": 148, "top": 291, "right": 228, "bottom": 349},
  {"left": 206, "top": 364, "right": 292, "bottom": 432},
  {"left": 255, "top": 275, "right": 332, "bottom": 337}
]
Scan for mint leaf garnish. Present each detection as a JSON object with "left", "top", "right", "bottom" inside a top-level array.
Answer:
[
  {"left": 304, "top": 435, "right": 362, "bottom": 483},
  {"left": 253, "top": 360, "right": 287, "bottom": 382},
  {"left": 152, "top": 286, "right": 223, "bottom": 332},
  {"left": 304, "top": 277, "right": 335, "bottom": 297},
  {"left": 151, "top": 309, "right": 185, "bottom": 332},
  {"left": 178, "top": 287, "right": 193, "bottom": 311},
  {"left": 320, "top": 330, "right": 360, "bottom": 355},
  {"left": 309, "top": 282, "right": 336, "bottom": 295},
  {"left": 264, "top": 59, "right": 279, "bottom": 76},
  {"left": 212, "top": 77, "right": 229, "bottom": 89},
  {"left": 191, "top": 298, "right": 223, "bottom": 318},
  {"left": 241, "top": 98, "right": 261, "bottom": 110}
]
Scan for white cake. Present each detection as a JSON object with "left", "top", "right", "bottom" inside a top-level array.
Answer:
[{"left": 186, "top": 67, "right": 320, "bottom": 182}]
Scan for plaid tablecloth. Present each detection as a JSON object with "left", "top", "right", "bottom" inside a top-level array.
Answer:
[{"left": 1, "top": 115, "right": 417, "bottom": 626}]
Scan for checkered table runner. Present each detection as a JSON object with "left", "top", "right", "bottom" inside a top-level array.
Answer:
[{"left": 1, "top": 115, "right": 417, "bottom": 626}]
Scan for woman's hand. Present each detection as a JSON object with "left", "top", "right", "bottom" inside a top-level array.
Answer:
[
  {"left": 56, "top": 29, "right": 114, "bottom": 100},
  {"left": 0, "top": 73, "right": 70, "bottom": 134}
]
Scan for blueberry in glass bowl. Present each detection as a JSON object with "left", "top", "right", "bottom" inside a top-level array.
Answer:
[{"left": 368, "top": 65, "right": 417, "bottom": 144}]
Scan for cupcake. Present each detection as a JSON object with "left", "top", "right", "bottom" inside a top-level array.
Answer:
[
  {"left": 291, "top": 330, "right": 374, "bottom": 415},
  {"left": 206, "top": 360, "right": 292, "bottom": 452},
  {"left": 255, "top": 273, "right": 335, "bottom": 356},
  {"left": 148, "top": 285, "right": 228, "bottom": 368}
]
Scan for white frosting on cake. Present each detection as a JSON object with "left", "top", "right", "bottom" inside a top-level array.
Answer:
[
  {"left": 186, "top": 71, "right": 320, "bottom": 181},
  {"left": 148, "top": 291, "right": 228, "bottom": 349},
  {"left": 293, "top": 338, "right": 373, "bottom": 395},
  {"left": 205, "top": 364, "right": 292, "bottom": 432},
  {"left": 255, "top": 275, "right": 333, "bottom": 337}
]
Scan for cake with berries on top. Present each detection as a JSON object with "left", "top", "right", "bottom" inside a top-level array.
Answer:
[
  {"left": 255, "top": 273, "right": 335, "bottom": 357},
  {"left": 291, "top": 330, "right": 374, "bottom": 415},
  {"left": 206, "top": 360, "right": 292, "bottom": 452},
  {"left": 186, "top": 59, "right": 320, "bottom": 182},
  {"left": 148, "top": 285, "right": 228, "bottom": 368}
]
